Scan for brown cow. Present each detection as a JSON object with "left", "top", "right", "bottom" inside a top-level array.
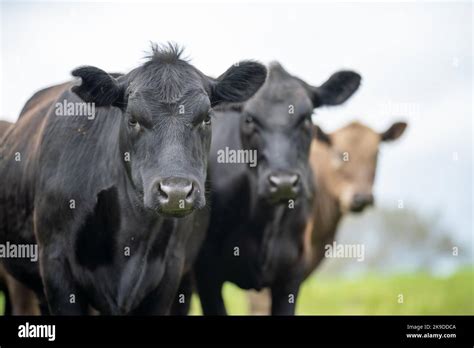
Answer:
[{"left": 248, "top": 120, "right": 407, "bottom": 314}]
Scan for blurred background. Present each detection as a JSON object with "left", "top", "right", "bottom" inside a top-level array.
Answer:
[{"left": 0, "top": 0, "right": 472, "bottom": 314}]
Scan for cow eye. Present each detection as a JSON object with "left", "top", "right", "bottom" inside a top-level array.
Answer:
[
  {"left": 128, "top": 117, "right": 139, "bottom": 129},
  {"left": 203, "top": 114, "right": 211, "bottom": 126},
  {"left": 243, "top": 113, "right": 257, "bottom": 133}
]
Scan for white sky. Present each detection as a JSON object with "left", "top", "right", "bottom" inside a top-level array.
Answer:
[{"left": 0, "top": 1, "right": 472, "bottom": 247}]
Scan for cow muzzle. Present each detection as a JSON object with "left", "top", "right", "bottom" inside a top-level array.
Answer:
[
  {"left": 153, "top": 177, "right": 197, "bottom": 217},
  {"left": 266, "top": 171, "right": 300, "bottom": 203},
  {"left": 350, "top": 192, "right": 374, "bottom": 213}
]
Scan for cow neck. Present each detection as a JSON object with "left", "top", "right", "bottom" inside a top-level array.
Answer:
[
  {"left": 245, "top": 173, "right": 291, "bottom": 276},
  {"left": 246, "top": 172, "right": 282, "bottom": 237}
]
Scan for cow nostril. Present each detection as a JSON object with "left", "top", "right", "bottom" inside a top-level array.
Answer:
[
  {"left": 185, "top": 183, "right": 194, "bottom": 200},
  {"left": 290, "top": 174, "right": 300, "bottom": 188},
  {"left": 353, "top": 193, "right": 374, "bottom": 207},
  {"left": 268, "top": 175, "right": 278, "bottom": 187},
  {"left": 158, "top": 183, "right": 168, "bottom": 200}
]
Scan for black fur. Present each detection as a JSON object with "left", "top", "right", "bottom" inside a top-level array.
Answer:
[
  {"left": 72, "top": 66, "right": 125, "bottom": 108},
  {"left": 311, "top": 70, "right": 361, "bottom": 107},
  {"left": 75, "top": 187, "right": 119, "bottom": 270},
  {"left": 211, "top": 62, "right": 268, "bottom": 106}
]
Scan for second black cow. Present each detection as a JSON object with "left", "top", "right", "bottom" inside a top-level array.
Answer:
[{"left": 195, "top": 62, "right": 361, "bottom": 315}]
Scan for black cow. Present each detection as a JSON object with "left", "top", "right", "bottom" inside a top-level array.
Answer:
[
  {"left": 0, "top": 44, "right": 266, "bottom": 315},
  {"left": 195, "top": 62, "right": 361, "bottom": 315}
]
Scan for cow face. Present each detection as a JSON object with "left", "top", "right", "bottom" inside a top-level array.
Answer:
[
  {"left": 312, "top": 121, "right": 407, "bottom": 213},
  {"left": 240, "top": 62, "right": 361, "bottom": 204},
  {"left": 72, "top": 44, "right": 266, "bottom": 217}
]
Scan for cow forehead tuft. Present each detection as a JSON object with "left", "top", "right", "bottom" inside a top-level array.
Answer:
[{"left": 130, "top": 64, "right": 204, "bottom": 104}]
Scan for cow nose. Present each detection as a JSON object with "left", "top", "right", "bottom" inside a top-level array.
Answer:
[
  {"left": 156, "top": 177, "right": 196, "bottom": 217},
  {"left": 267, "top": 172, "right": 300, "bottom": 201},
  {"left": 269, "top": 173, "right": 299, "bottom": 188},
  {"left": 351, "top": 193, "right": 374, "bottom": 212}
]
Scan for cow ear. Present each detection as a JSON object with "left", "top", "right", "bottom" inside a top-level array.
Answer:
[
  {"left": 210, "top": 61, "right": 267, "bottom": 106},
  {"left": 310, "top": 71, "right": 361, "bottom": 108},
  {"left": 381, "top": 122, "right": 407, "bottom": 142},
  {"left": 71, "top": 66, "right": 125, "bottom": 108},
  {"left": 313, "top": 125, "right": 331, "bottom": 145}
]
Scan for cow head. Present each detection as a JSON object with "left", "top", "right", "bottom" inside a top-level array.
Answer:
[
  {"left": 72, "top": 43, "right": 266, "bottom": 217},
  {"left": 240, "top": 62, "right": 361, "bottom": 204},
  {"left": 312, "top": 121, "right": 407, "bottom": 213}
]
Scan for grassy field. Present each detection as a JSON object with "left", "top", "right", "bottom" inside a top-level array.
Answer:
[
  {"left": 1, "top": 268, "right": 472, "bottom": 315},
  {"left": 189, "top": 267, "right": 474, "bottom": 315}
]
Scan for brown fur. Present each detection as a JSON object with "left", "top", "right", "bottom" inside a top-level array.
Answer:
[
  {"left": 305, "top": 121, "right": 380, "bottom": 273},
  {"left": 0, "top": 120, "right": 41, "bottom": 315},
  {"left": 0, "top": 89, "right": 66, "bottom": 315},
  {"left": 0, "top": 263, "right": 40, "bottom": 315},
  {"left": 0, "top": 121, "right": 13, "bottom": 141}
]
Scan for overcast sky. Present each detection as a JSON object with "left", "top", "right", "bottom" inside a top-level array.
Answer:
[{"left": 1, "top": 1, "right": 472, "bottom": 248}]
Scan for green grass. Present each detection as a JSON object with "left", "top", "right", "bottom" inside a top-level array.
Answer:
[
  {"left": 1, "top": 268, "right": 472, "bottom": 315},
  {"left": 189, "top": 268, "right": 474, "bottom": 315}
]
